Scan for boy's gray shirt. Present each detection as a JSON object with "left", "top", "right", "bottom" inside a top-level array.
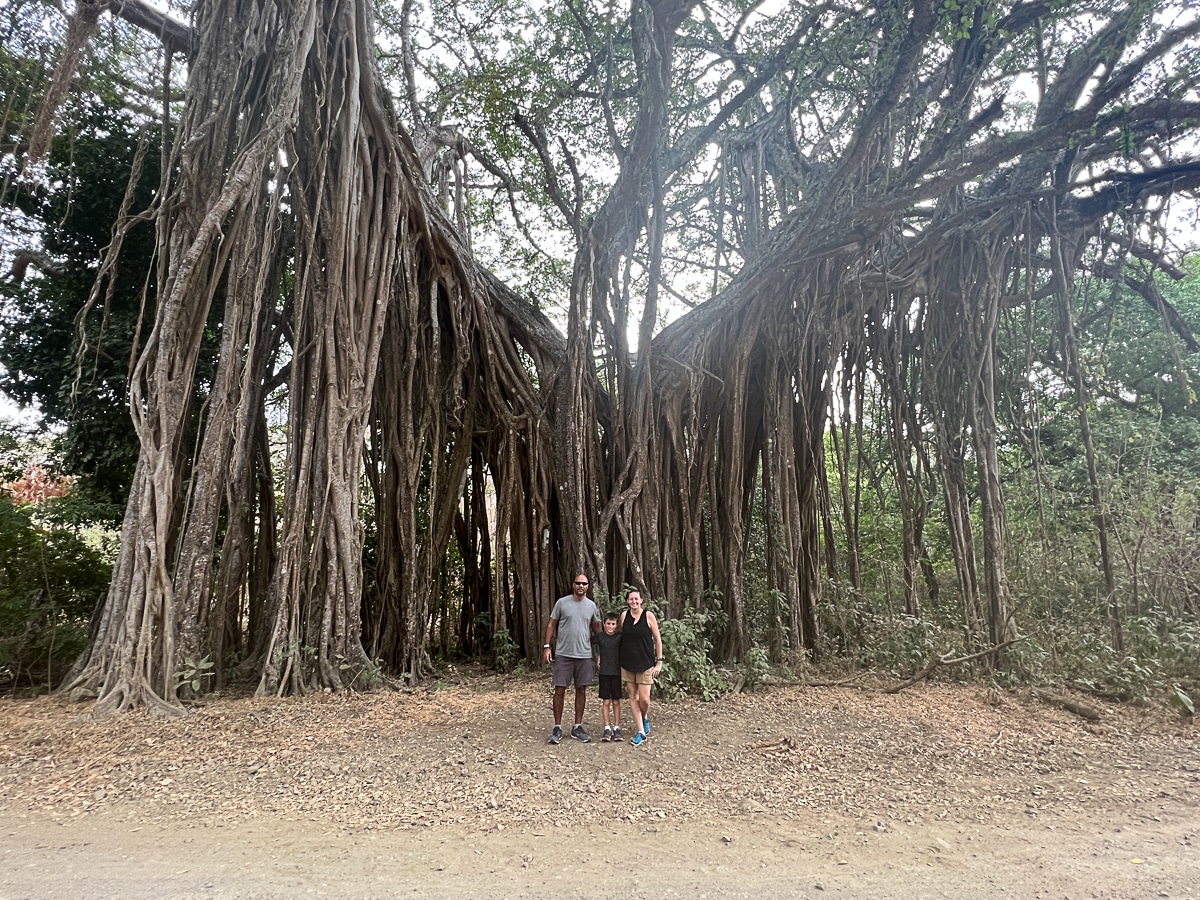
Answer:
[{"left": 550, "top": 594, "right": 600, "bottom": 658}]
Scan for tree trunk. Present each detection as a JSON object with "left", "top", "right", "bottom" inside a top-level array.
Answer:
[
  {"left": 63, "top": 0, "right": 315, "bottom": 715},
  {"left": 259, "top": 0, "right": 403, "bottom": 695}
]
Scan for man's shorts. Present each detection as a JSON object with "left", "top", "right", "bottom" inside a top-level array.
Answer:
[
  {"left": 598, "top": 673, "right": 622, "bottom": 700},
  {"left": 621, "top": 667, "right": 655, "bottom": 686},
  {"left": 552, "top": 655, "right": 594, "bottom": 688}
]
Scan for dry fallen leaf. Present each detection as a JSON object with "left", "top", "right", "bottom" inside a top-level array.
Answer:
[{"left": 0, "top": 676, "right": 1194, "bottom": 843}]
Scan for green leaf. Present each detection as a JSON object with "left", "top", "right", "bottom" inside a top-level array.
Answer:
[{"left": 1168, "top": 685, "right": 1195, "bottom": 717}]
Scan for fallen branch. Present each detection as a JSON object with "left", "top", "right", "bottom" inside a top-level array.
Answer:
[
  {"left": 1032, "top": 689, "right": 1102, "bottom": 722},
  {"left": 885, "top": 640, "right": 1017, "bottom": 694},
  {"left": 802, "top": 669, "right": 876, "bottom": 688}
]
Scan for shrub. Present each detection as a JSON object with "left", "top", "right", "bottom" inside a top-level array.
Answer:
[
  {"left": 657, "top": 609, "right": 727, "bottom": 701},
  {"left": 856, "top": 612, "right": 939, "bottom": 673},
  {"left": 492, "top": 628, "right": 520, "bottom": 674},
  {"left": 0, "top": 501, "right": 109, "bottom": 693},
  {"left": 740, "top": 645, "right": 771, "bottom": 690}
]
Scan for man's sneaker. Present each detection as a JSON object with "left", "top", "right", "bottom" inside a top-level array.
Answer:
[
  {"left": 570, "top": 724, "right": 592, "bottom": 743},
  {"left": 612, "top": 726, "right": 623, "bottom": 742},
  {"left": 602, "top": 726, "right": 613, "bottom": 742},
  {"left": 630, "top": 731, "right": 646, "bottom": 746},
  {"left": 642, "top": 715, "right": 650, "bottom": 735},
  {"left": 548, "top": 725, "right": 563, "bottom": 745}
]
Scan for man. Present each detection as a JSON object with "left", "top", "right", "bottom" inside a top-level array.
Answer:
[{"left": 543, "top": 573, "right": 601, "bottom": 744}]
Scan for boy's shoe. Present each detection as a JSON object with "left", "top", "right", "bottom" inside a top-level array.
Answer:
[
  {"left": 602, "top": 726, "right": 613, "bottom": 742},
  {"left": 630, "top": 731, "right": 646, "bottom": 746},
  {"left": 612, "top": 726, "right": 623, "bottom": 742},
  {"left": 642, "top": 715, "right": 650, "bottom": 735},
  {"left": 570, "top": 724, "right": 592, "bottom": 743},
  {"left": 548, "top": 725, "right": 563, "bottom": 745}
]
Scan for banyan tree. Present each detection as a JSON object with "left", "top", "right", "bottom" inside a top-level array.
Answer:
[{"left": 15, "top": 0, "right": 1200, "bottom": 714}]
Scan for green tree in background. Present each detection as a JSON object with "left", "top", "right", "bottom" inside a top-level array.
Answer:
[{"left": 1, "top": 103, "right": 161, "bottom": 513}]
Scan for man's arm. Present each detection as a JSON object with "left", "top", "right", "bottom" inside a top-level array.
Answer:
[{"left": 543, "top": 617, "right": 557, "bottom": 661}]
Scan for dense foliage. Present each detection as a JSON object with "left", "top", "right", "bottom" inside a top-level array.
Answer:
[{"left": 0, "top": 423, "right": 111, "bottom": 692}]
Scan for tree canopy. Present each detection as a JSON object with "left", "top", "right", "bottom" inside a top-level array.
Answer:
[{"left": 1, "top": 0, "right": 1199, "bottom": 714}]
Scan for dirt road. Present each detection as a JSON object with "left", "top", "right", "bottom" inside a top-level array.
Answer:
[{"left": 2, "top": 675, "right": 1196, "bottom": 899}]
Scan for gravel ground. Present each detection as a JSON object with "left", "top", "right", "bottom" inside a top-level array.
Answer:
[{"left": 1, "top": 674, "right": 1197, "bottom": 899}]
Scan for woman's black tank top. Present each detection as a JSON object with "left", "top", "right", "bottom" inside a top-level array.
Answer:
[{"left": 619, "top": 609, "right": 656, "bottom": 672}]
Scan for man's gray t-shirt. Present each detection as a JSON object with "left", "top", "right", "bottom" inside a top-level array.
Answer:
[{"left": 550, "top": 595, "right": 600, "bottom": 658}]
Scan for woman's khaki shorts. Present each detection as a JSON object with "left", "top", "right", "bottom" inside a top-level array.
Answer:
[{"left": 621, "top": 667, "right": 655, "bottom": 686}]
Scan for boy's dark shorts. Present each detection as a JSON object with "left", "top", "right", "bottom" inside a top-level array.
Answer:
[{"left": 598, "top": 673, "right": 622, "bottom": 701}]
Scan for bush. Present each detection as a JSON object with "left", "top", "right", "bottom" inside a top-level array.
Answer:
[
  {"left": 740, "top": 645, "right": 771, "bottom": 690},
  {"left": 1057, "top": 613, "right": 1200, "bottom": 704},
  {"left": 855, "top": 612, "right": 939, "bottom": 673},
  {"left": 492, "top": 628, "right": 521, "bottom": 674},
  {"left": 0, "top": 501, "right": 109, "bottom": 693},
  {"left": 1010, "top": 602, "right": 1200, "bottom": 704},
  {"left": 657, "top": 609, "right": 728, "bottom": 701}
]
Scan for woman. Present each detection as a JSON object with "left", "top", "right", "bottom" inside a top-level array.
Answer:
[{"left": 618, "top": 589, "right": 663, "bottom": 746}]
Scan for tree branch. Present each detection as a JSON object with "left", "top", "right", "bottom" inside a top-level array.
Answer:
[
  {"left": 110, "top": 0, "right": 194, "bottom": 56},
  {"left": 4, "top": 248, "right": 69, "bottom": 284},
  {"left": 885, "top": 640, "right": 1017, "bottom": 694}
]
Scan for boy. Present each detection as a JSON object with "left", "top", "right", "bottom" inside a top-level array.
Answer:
[{"left": 592, "top": 612, "right": 624, "bottom": 741}]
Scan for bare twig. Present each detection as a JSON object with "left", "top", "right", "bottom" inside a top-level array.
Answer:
[{"left": 750, "top": 737, "right": 796, "bottom": 753}]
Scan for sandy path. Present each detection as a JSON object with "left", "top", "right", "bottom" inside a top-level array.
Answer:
[{"left": 2, "top": 677, "right": 1197, "bottom": 898}]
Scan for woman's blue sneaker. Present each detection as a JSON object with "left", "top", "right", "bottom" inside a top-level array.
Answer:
[
  {"left": 642, "top": 715, "right": 650, "bottom": 735},
  {"left": 631, "top": 731, "right": 646, "bottom": 746}
]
